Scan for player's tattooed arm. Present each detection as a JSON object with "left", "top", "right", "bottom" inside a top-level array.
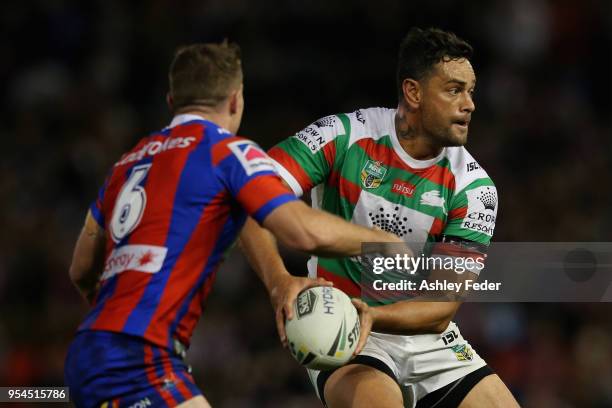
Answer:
[{"left": 69, "top": 211, "right": 106, "bottom": 303}]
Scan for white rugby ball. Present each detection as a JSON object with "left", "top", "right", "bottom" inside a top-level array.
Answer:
[{"left": 285, "top": 286, "right": 360, "bottom": 370}]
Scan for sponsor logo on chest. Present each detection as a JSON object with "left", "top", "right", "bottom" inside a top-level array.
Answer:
[
  {"left": 360, "top": 160, "right": 387, "bottom": 189},
  {"left": 391, "top": 180, "right": 416, "bottom": 197}
]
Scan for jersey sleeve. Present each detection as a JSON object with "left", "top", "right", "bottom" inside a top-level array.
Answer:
[
  {"left": 426, "top": 178, "right": 497, "bottom": 276},
  {"left": 212, "top": 136, "right": 297, "bottom": 224},
  {"left": 444, "top": 178, "right": 498, "bottom": 245},
  {"left": 89, "top": 174, "right": 112, "bottom": 229},
  {"left": 267, "top": 114, "right": 346, "bottom": 196}
]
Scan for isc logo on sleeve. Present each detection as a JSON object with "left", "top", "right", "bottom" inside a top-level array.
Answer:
[{"left": 228, "top": 140, "right": 277, "bottom": 176}]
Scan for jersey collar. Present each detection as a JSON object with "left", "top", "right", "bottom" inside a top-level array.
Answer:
[
  {"left": 388, "top": 109, "right": 446, "bottom": 169},
  {"left": 167, "top": 114, "right": 206, "bottom": 128}
]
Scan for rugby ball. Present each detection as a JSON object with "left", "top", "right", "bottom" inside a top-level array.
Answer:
[{"left": 285, "top": 286, "right": 360, "bottom": 370}]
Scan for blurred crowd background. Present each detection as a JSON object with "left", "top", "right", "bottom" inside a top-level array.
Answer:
[{"left": 1, "top": 0, "right": 610, "bottom": 407}]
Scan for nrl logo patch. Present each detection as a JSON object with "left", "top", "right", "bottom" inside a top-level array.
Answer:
[
  {"left": 451, "top": 344, "right": 474, "bottom": 361},
  {"left": 296, "top": 290, "right": 318, "bottom": 319},
  {"left": 360, "top": 160, "right": 387, "bottom": 189}
]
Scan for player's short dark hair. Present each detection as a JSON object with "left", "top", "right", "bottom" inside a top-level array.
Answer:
[
  {"left": 397, "top": 28, "right": 473, "bottom": 100},
  {"left": 168, "top": 41, "right": 243, "bottom": 112}
]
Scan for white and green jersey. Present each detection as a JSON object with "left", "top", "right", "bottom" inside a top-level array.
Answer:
[{"left": 268, "top": 107, "right": 497, "bottom": 298}]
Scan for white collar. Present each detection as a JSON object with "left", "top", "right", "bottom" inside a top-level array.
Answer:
[
  {"left": 388, "top": 109, "right": 446, "bottom": 169},
  {"left": 167, "top": 114, "right": 206, "bottom": 129}
]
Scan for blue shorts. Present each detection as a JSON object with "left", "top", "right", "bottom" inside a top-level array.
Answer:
[{"left": 64, "top": 331, "right": 202, "bottom": 408}]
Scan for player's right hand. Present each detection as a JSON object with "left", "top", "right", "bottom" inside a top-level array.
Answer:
[
  {"left": 351, "top": 298, "right": 373, "bottom": 356},
  {"left": 269, "top": 275, "right": 333, "bottom": 347}
]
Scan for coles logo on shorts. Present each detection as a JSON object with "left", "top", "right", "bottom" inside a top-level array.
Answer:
[
  {"left": 101, "top": 244, "right": 167, "bottom": 281},
  {"left": 228, "top": 140, "right": 277, "bottom": 176}
]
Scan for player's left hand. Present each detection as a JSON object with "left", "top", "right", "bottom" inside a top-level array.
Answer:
[
  {"left": 351, "top": 298, "right": 373, "bottom": 356},
  {"left": 270, "top": 275, "right": 333, "bottom": 347}
]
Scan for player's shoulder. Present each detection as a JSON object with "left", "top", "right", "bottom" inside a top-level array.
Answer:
[
  {"left": 444, "top": 146, "right": 495, "bottom": 192},
  {"left": 291, "top": 107, "right": 395, "bottom": 154},
  {"left": 343, "top": 107, "right": 395, "bottom": 145},
  {"left": 200, "top": 121, "right": 257, "bottom": 160},
  {"left": 198, "top": 120, "right": 236, "bottom": 144},
  {"left": 210, "top": 132, "right": 270, "bottom": 172},
  {"left": 291, "top": 113, "right": 347, "bottom": 154}
]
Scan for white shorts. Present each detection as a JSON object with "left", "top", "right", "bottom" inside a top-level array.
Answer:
[{"left": 306, "top": 322, "right": 486, "bottom": 407}]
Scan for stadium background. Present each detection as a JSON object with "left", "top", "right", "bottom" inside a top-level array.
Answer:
[{"left": 1, "top": 0, "right": 611, "bottom": 406}]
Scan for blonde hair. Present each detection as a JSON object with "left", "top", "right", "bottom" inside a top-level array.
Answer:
[{"left": 168, "top": 41, "right": 242, "bottom": 111}]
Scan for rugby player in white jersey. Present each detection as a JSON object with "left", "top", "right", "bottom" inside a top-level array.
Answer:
[{"left": 240, "top": 28, "right": 519, "bottom": 407}]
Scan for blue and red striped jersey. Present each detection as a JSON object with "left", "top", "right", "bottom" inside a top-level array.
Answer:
[{"left": 79, "top": 114, "right": 296, "bottom": 350}]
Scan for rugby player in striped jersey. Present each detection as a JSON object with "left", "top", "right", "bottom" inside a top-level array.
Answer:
[
  {"left": 65, "top": 41, "right": 402, "bottom": 408},
  {"left": 241, "top": 28, "right": 519, "bottom": 408}
]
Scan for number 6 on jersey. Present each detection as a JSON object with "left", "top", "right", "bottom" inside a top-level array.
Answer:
[{"left": 110, "top": 164, "right": 151, "bottom": 243}]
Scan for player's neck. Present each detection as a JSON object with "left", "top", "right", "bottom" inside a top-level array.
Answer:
[
  {"left": 394, "top": 107, "right": 443, "bottom": 160},
  {"left": 174, "top": 108, "right": 232, "bottom": 132}
]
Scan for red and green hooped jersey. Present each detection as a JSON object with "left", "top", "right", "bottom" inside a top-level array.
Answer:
[{"left": 268, "top": 107, "right": 498, "bottom": 298}]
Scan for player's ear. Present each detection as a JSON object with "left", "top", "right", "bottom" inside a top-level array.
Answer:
[
  {"left": 229, "top": 85, "right": 244, "bottom": 115},
  {"left": 402, "top": 78, "right": 421, "bottom": 110},
  {"left": 229, "top": 91, "right": 237, "bottom": 115}
]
